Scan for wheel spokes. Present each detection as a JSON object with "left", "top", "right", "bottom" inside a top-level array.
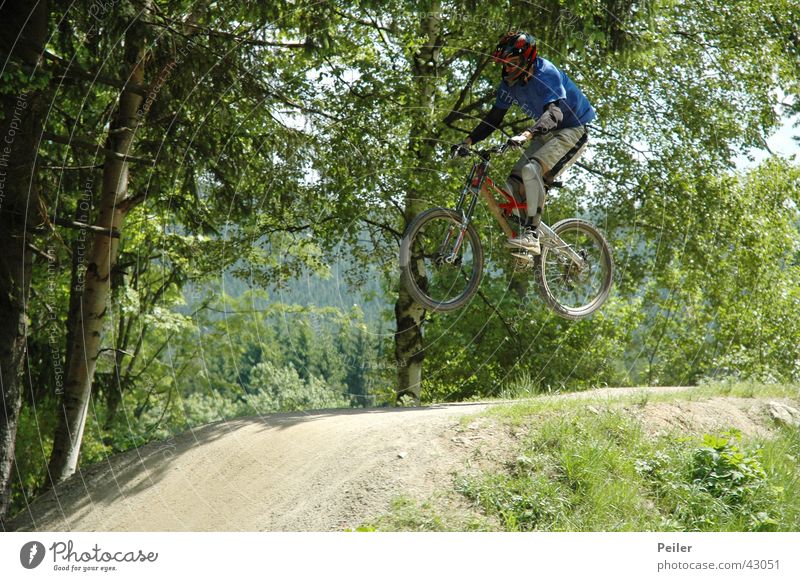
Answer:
[
  {"left": 543, "top": 226, "right": 609, "bottom": 311},
  {"left": 412, "top": 216, "right": 478, "bottom": 305}
]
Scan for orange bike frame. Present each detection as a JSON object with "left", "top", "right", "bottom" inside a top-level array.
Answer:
[
  {"left": 453, "top": 156, "right": 526, "bottom": 243},
  {"left": 447, "top": 148, "right": 586, "bottom": 269}
]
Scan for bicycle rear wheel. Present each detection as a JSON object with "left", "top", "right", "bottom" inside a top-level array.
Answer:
[
  {"left": 399, "top": 208, "right": 484, "bottom": 312},
  {"left": 535, "top": 218, "right": 613, "bottom": 319}
]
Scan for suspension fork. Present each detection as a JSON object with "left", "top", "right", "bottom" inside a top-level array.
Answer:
[{"left": 440, "top": 159, "right": 487, "bottom": 261}]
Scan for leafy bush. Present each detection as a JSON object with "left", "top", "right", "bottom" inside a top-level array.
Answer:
[
  {"left": 636, "top": 430, "right": 780, "bottom": 531},
  {"left": 692, "top": 432, "right": 769, "bottom": 504},
  {"left": 178, "top": 393, "right": 243, "bottom": 426}
]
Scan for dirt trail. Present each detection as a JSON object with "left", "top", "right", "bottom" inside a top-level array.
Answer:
[
  {"left": 12, "top": 402, "right": 493, "bottom": 531},
  {"left": 10, "top": 385, "right": 789, "bottom": 532}
]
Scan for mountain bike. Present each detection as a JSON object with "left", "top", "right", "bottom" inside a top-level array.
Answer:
[{"left": 399, "top": 141, "right": 613, "bottom": 319}]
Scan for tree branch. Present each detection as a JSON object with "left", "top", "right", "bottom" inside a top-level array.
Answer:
[
  {"left": 42, "top": 131, "right": 153, "bottom": 165},
  {"left": 27, "top": 242, "right": 55, "bottom": 262},
  {"left": 440, "top": 56, "right": 491, "bottom": 127},
  {"left": 360, "top": 217, "right": 402, "bottom": 241},
  {"left": 441, "top": 93, "right": 495, "bottom": 130},
  {"left": 474, "top": 286, "right": 519, "bottom": 341},
  {"left": 145, "top": 18, "right": 316, "bottom": 49},
  {"left": 143, "top": 10, "right": 342, "bottom": 125},
  {"left": 41, "top": 163, "right": 103, "bottom": 171},
  {"left": 43, "top": 50, "right": 149, "bottom": 96},
  {"left": 574, "top": 161, "right": 620, "bottom": 182},
  {"left": 331, "top": 7, "right": 395, "bottom": 33},
  {"left": 47, "top": 215, "right": 121, "bottom": 238},
  {"left": 118, "top": 191, "right": 148, "bottom": 213}
]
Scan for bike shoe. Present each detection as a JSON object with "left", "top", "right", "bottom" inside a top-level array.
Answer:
[{"left": 506, "top": 228, "right": 540, "bottom": 254}]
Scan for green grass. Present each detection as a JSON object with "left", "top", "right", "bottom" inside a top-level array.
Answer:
[
  {"left": 481, "top": 380, "right": 800, "bottom": 424},
  {"left": 498, "top": 377, "right": 800, "bottom": 404},
  {"left": 759, "top": 426, "right": 800, "bottom": 527},
  {"left": 458, "top": 409, "right": 668, "bottom": 531},
  {"left": 661, "top": 380, "right": 799, "bottom": 402},
  {"left": 362, "top": 495, "right": 493, "bottom": 532},
  {"left": 371, "top": 382, "right": 800, "bottom": 532}
]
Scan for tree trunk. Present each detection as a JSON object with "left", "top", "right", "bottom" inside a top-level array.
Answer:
[
  {"left": 63, "top": 177, "right": 93, "bottom": 385},
  {"left": 103, "top": 307, "right": 130, "bottom": 429},
  {"left": 394, "top": 2, "right": 442, "bottom": 404},
  {"left": 394, "top": 283, "right": 426, "bottom": 402},
  {"left": 0, "top": 0, "right": 47, "bottom": 525},
  {"left": 45, "top": 21, "right": 148, "bottom": 487}
]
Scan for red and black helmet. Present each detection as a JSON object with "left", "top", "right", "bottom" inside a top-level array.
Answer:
[{"left": 492, "top": 31, "right": 537, "bottom": 86}]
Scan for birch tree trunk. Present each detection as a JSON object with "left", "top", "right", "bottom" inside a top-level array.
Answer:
[
  {"left": 0, "top": 0, "right": 48, "bottom": 525},
  {"left": 45, "top": 20, "right": 148, "bottom": 487},
  {"left": 394, "top": 2, "right": 441, "bottom": 403}
]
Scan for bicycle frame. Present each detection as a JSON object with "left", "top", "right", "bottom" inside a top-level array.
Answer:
[{"left": 448, "top": 152, "right": 587, "bottom": 268}]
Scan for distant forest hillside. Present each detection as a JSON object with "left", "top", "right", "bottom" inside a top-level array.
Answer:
[{"left": 207, "top": 258, "right": 389, "bottom": 329}]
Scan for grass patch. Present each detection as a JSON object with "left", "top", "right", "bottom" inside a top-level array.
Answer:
[
  {"left": 372, "top": 383, "right": 800, "bottom": 531},
  {"left": 482, "top": 381, "right": 800, "bottom": 425},
  {"left": 758, "top": 426, "right": 800, "bottom": 527},
  {"left": 456, "top": 405, "right": 799, "bottom": 531},
  {"left": 636, "top": 430, "right": 783, "bottom": 531},
  {"left": 362, "top": 495, "right": 492, "bottom": 532},
  {"left": 668, "top": 380, "right": 799, "bottom": 402},
  {"left": 495, "top": 376, "right": 800, "bottom": 403},
  {"left": 376, "top": 382, "right": 800, "bottom": 531},
  {"left": 458, "top": 410, "right": 665, "bottom": 531}
]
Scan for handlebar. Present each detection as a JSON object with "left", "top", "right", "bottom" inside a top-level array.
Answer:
[{"left": 450, "top": 141, "right": 513, "bottom": 161}]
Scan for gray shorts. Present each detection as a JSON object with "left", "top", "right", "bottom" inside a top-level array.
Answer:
[{"left": 511, "top": 125, "right": 589, "bottom": 182}]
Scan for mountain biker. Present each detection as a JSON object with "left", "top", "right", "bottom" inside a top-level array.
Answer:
[{"left": 452, "top": 31, "right": 596, "bottom": 255}]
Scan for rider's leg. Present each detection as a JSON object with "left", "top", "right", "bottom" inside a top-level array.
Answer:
[
  {"left": 504, "top": 175, "right": 525, "bottom": 221},
  {"left": 509, "top": 126, "right": 590, "bottom": 249},
  {"left": 504, "top": 160, "right": 544, "bottom": 253},
  {"left": 507, "top": 137, "right": 548, "bottom": 252},
  {"left": 520, "top": 159, "right": 547, "bottom": 229},
  {"left": 510, "top": 134, "right": 547, "bottom": 220}
]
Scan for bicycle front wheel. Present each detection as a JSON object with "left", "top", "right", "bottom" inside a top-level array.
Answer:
[
  {"left": 535, "top": 218, "right": 614, "bottom": 319},
  {"left": 399, "top": 208, "right": 484, "bottom": 312}
]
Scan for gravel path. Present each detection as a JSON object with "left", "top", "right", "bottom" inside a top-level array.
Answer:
[{"left": 11, "top": 403, "right": 493, "bottom": 531}]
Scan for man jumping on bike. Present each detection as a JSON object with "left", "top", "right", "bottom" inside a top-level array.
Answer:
[{"left": 452, "top": 31, "right": 596, "bottom": 255}]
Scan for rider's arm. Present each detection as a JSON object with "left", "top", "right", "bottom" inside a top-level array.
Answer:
[
  {"left": 466, "top": 105, "right": 508, "bottom": 145},
  {"left": 525, "top": 100, "right": 563, "bottom": 136}
]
